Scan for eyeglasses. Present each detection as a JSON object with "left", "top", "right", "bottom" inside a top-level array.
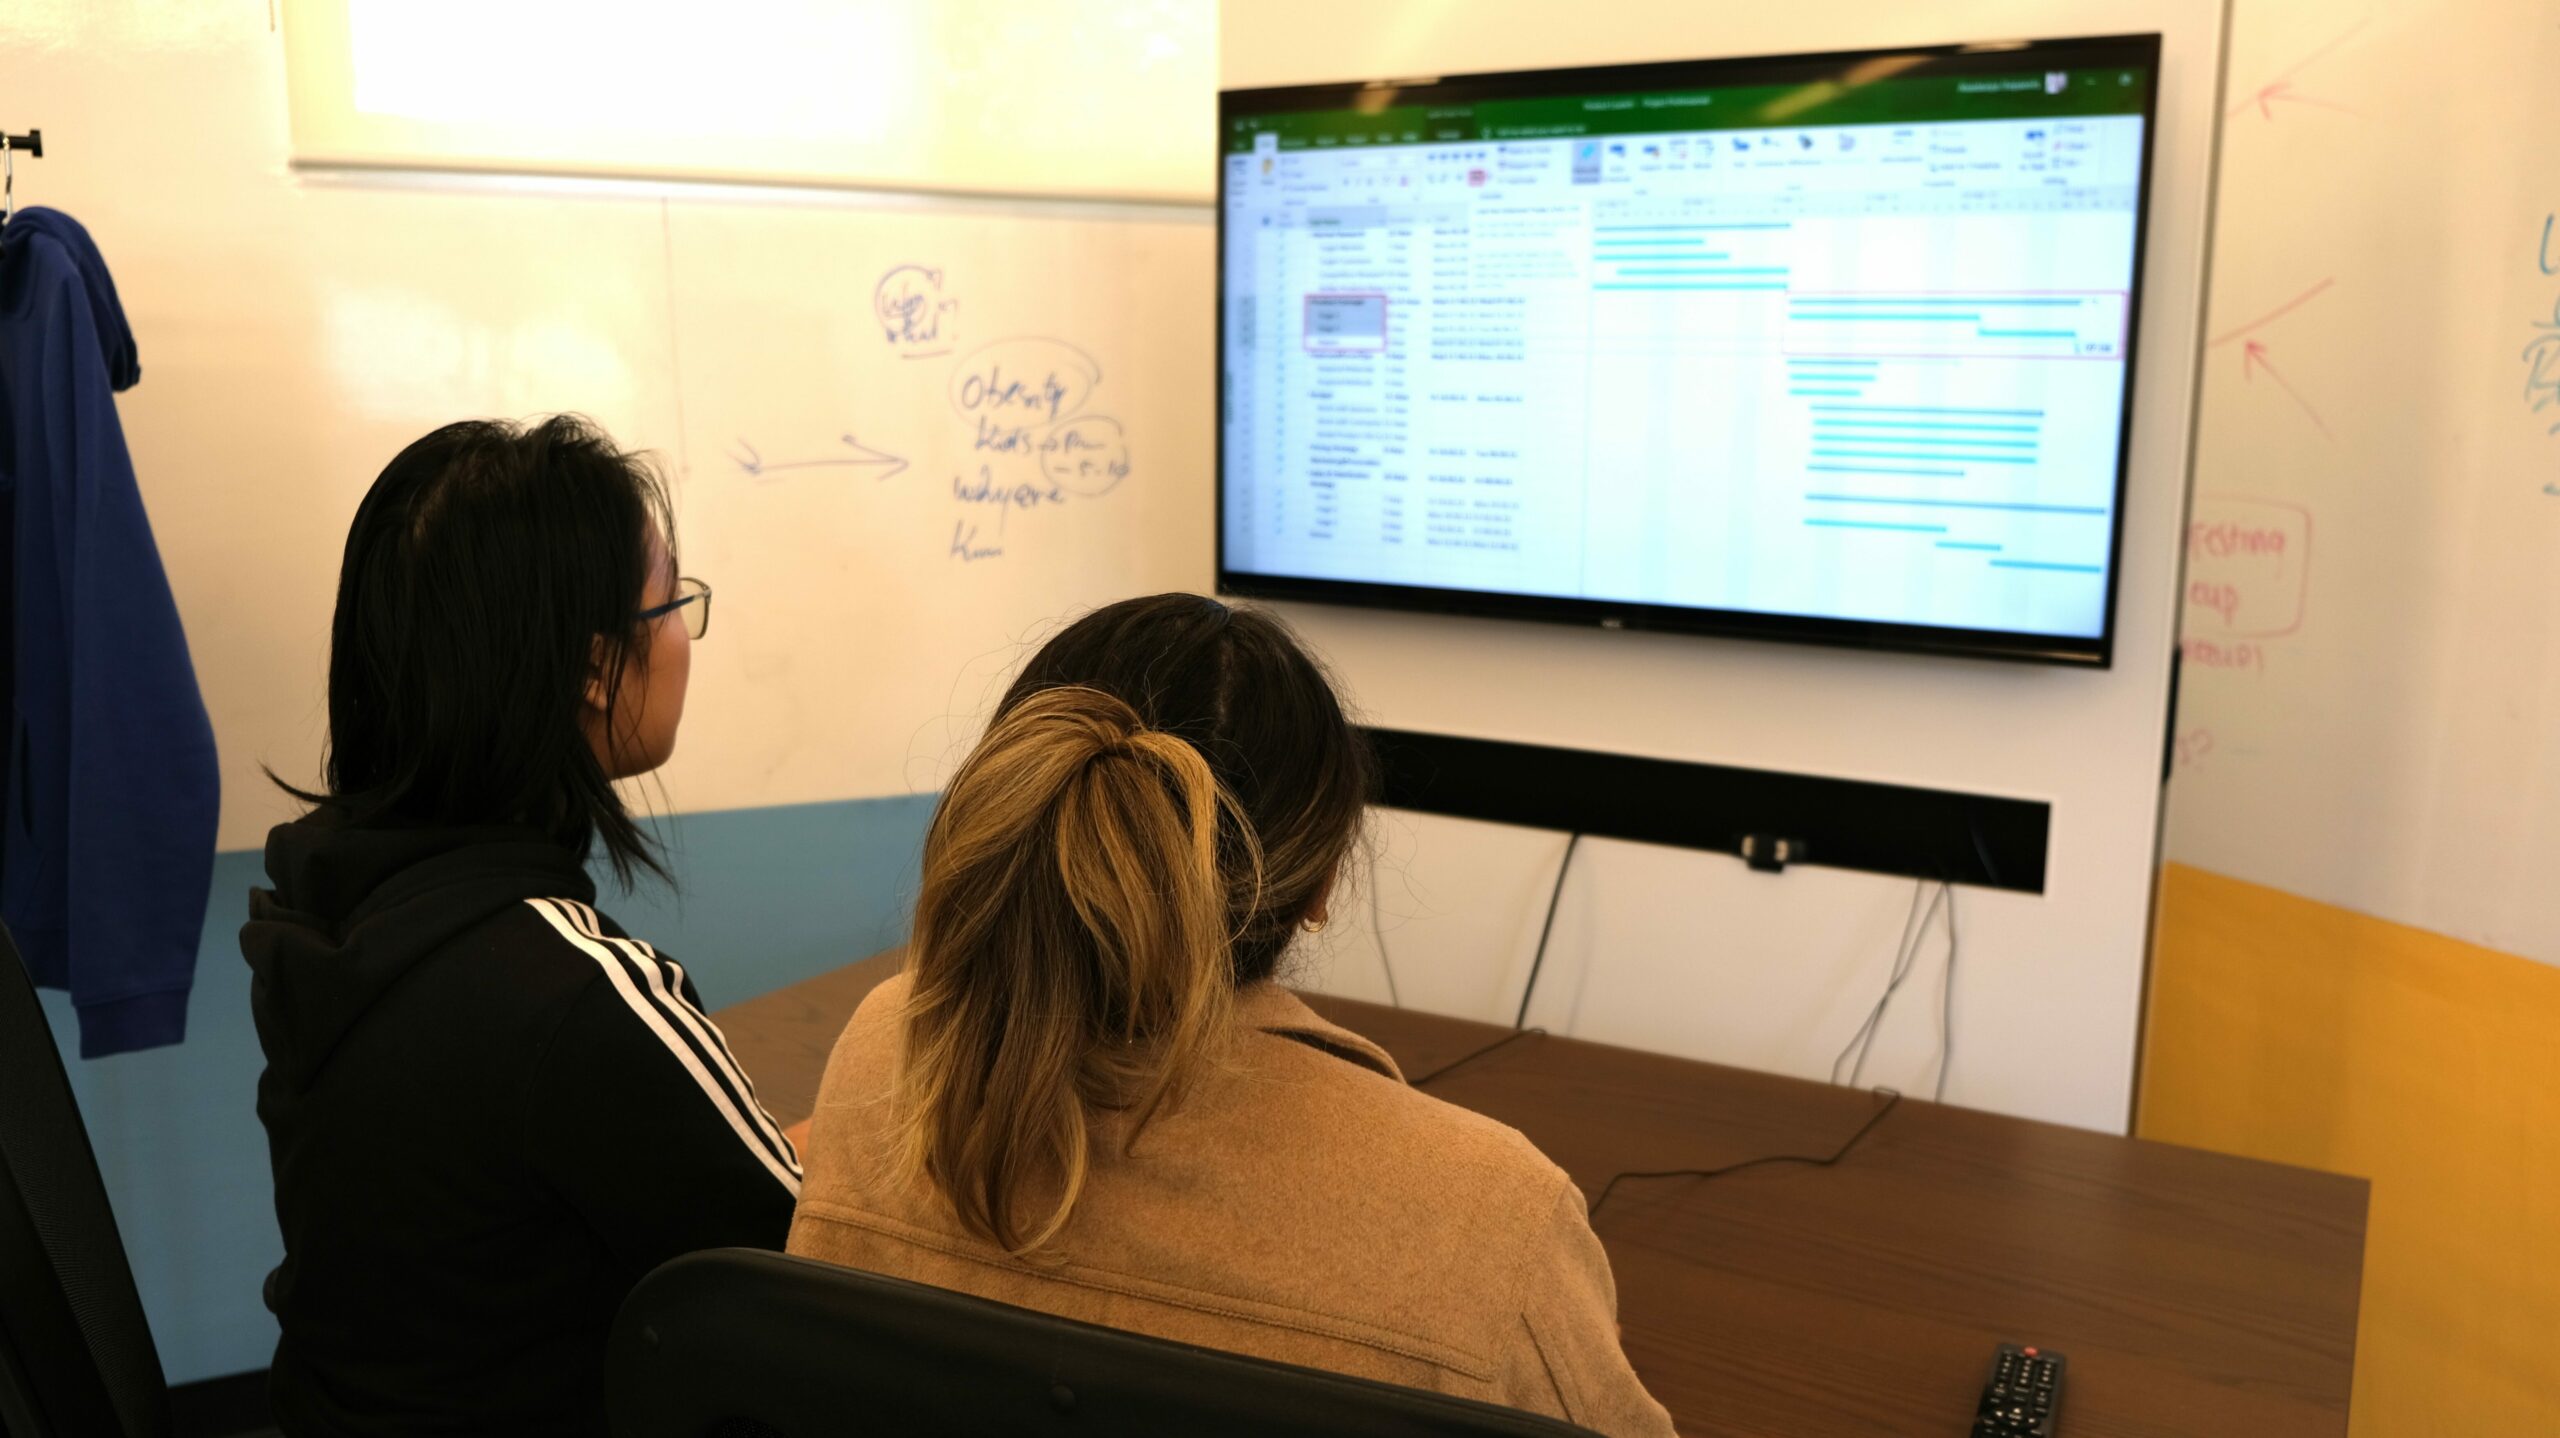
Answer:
[{"left": 635, "top": 577, "right": 712, "bottom": 640}]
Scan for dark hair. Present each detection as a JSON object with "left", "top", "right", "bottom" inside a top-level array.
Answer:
[
  {"left": 992, "top": 594, "right": 1376, "bottom": 983},
  {"left": 899, "top": 594, "right": 1375, "bottom": 1252},
  {"left": 279, "top": 415, "right": 678, "bottom": 885}
]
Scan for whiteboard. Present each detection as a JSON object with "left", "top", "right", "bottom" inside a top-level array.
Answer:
[
  {"left": 2163, "top": 0, "right": 2560, "bottom": 965},
  {"left": 659, "top": 199, "right": 1215, "bottom": 815},
  {"left": 113, "top": 169, "right": 1212, "bottom": 851}
]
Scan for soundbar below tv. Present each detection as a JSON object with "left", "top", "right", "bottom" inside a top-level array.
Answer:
[{"left": 1216, "top": 35, "right": 2162, "bottom": 666}]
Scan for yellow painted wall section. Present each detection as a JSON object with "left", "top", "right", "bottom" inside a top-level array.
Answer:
[{"left": 2140, "top": 863, "right": 2560, "bottom": 1434}]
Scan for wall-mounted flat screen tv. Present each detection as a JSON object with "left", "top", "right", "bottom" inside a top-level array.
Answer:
[{"left": 1217, "top": 35, "right": 2162, "bottom": 666}]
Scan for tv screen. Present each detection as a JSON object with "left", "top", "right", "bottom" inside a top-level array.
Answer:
[{"left": 1216, "top": 36, "right": 2161, "bottom": 666}]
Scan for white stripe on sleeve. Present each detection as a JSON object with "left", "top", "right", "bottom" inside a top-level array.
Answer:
[
  {"left": 560, "top": 900, "right": 801, "bottom": 1174},
  {"left": 524, "top": 898, "right": 801, "bottom": 1196}
]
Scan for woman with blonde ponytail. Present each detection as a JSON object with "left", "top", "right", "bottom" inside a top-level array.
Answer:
[{"left": 789, "top": 595, "right": 1674, "bottom": 1437}]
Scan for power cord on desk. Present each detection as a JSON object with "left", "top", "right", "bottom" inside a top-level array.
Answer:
[
  {"left": 1400, "top": 849, "right": 1932, "bottom": 1219},
  {"left": 1409, "top": 1026, "right": 1548, "bottom": 1087},
  {"left": 1406, "top": 1032, "right": 1903, "bottom": 1214},
  {"left": 1587, "top": 1087, "right": 1904, "bottom": 1222}
]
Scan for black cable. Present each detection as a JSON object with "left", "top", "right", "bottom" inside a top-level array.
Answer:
[
  {"left": 1366, "top": 844, "right": 1402, "bottom": 1009},
  {"left": 1856, "top": 880, "right": 1951, "bottom": 1089},
  {"left": 1950, "top": 812, "right": 1992, "bottom": 1100},
  {"left": 1831, "top": 880, "right": 1943, "bottom": 1087},
  {"left": 1409, "top": 1026, "right": 1548, "bottom": 1088},
  {"left": 1932, "top": 882, "right": 1959, "bottom": 1102},
  {"left": 1965, "top": 810, "right": 2004, "bottom": 889},
  {"left": 1587, "top": 1087, "right": 1904, "bottom": 1222},
  {"left": 1513, "top": 833, "right": 1582, "bottom": 1030},
  {"left": 1857, "top": 881, "right": 1949, "bottom": 1089}
]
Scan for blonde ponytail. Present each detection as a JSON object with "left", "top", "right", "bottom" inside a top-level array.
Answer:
[{"left": 897, "top": 686, "right": 1258, "bottom": 1255}]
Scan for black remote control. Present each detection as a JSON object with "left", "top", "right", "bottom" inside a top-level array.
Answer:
[{"left": 1970, "top": 1343, "right": 2064, "bottom": 1436}]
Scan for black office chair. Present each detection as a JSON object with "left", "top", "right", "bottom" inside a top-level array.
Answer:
[
  {"left": 0, "top": 920, "right": 172, "bottom": 1438},
  {"left": 608, "top": 1248, "right": 1604, "bottom": 1438}
]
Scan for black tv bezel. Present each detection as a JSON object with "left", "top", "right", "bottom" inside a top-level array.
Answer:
[{"left": 1214, "top": 33, "right": 2164, "bottom": 669}]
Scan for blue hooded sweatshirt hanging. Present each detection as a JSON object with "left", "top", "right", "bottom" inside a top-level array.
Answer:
[{"left": 0, "top": 206, "right": 218, "bottom": 1057}]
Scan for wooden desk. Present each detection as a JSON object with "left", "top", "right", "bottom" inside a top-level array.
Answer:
[{"left": 719, "top": 955, "right": 2365, "bottom": 1438}]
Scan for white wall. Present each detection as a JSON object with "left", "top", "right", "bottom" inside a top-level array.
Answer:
[
  {"left": 2163, "top": 0, "right": 2560, "bottom": 967},
  {"left": 1229, "top": 0, "right": 2231, "bottom": 1132}
]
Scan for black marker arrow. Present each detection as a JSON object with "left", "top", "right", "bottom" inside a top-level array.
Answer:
[
  {"left": 837, "top": 434, "right": 910, "bottom": 480},
  {"left": 728, "top": 436, "right": 910, "bottom": 481}
]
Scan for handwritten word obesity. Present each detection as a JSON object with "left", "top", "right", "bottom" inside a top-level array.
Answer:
[
  {"left": 2531, "top": 214, "right": 2560, "bottom": 437},
  {"left": 948, "top": 339, "right": 1102, "bottom": 429},
  {"left": 957, "top": 363, "right": 1075, "bottom": 424}
]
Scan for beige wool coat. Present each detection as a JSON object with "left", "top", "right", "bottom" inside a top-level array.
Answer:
[{"left": 788, "top": 971, "right": 1678, "bottom": 1437}]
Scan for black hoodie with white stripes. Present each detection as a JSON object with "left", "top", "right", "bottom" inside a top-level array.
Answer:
[{"left": 242, "top": 815, "right": 799, "bottom": 1437}]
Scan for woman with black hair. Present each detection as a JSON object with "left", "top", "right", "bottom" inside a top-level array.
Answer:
[{"left": 242, "top": 416, "right": 798, "bottom": 1437}]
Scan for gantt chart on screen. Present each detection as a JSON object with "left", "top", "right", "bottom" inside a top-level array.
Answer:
[{"left": 1221, "top": 72, "right": 2148, "bottom": 641}]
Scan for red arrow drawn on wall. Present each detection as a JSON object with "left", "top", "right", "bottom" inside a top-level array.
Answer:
[
  {"left": 2239, "top": 79, "right": 2365, "bottom": 122},
  {"left": 2209, "top": 277, "right": 2334, "bottom": 348},
  {"left": 2210, "top": 280, "right": 2336, "bottom": 439},
  {"left": 2242, "top": 340, "right": 2332, "bottom": 439},
  {"left": 2228, "top": 19, "right": 2369, "bottom": 123}
]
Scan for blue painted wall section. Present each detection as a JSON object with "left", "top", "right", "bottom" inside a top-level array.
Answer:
[
  {"left": 38, "top": 792, "right": 936, "bottom": 1384},
  {"left": 39, "top": 850, "right": 279, "bottom": 1384},
  {"left": 602, "top": 792, "right": 938, "bottom": 1009}
]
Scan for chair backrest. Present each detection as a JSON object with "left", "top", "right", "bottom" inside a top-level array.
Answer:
[
  {"left": 608, "top": 1248, "right": 1604, "bottom": 1438},
  {"left": 0, "top": 921, "right": 171, "bottom": 1438}
]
